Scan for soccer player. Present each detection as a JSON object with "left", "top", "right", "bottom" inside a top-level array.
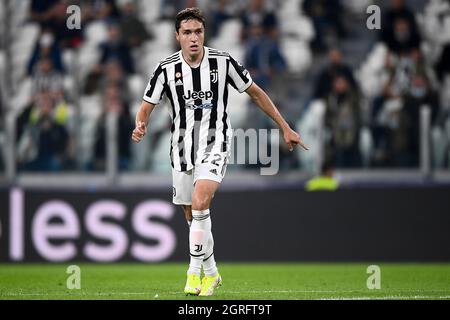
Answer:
[{"left": 132, "top": 8, "right": 308, "bottom": 296}]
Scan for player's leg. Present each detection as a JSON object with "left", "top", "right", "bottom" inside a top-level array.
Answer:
[
  {"left": 187, "top": 179, "right": 219, "bottom": 276},
  {"left": 189, "top": 151, "right": 229, "bottom": 296},
  {"left": 190, "top": 179, "right": 223, "bottom": 296},
  {"left": 172, "top": 169, "right": 202, "bottom": 295},
  {"left": 181, "top": 205, "right": 192, "bottom": 226}
]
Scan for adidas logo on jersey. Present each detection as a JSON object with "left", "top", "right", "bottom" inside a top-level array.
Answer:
[{"left": 175, "top": 79, "right": 183, "bottom": 86}]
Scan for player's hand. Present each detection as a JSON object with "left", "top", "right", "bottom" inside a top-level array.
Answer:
[
  {"left": 132, "top": 121, "right": 147, "bottom": 143},
  {"left": 283, "top": 127, "right": 309, "bottom": 152}
]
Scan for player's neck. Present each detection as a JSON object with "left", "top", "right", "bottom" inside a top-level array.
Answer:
[{"left": 181, "top": 46, "right": 204, "bottom": 68}]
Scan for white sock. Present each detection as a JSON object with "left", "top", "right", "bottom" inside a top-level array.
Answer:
[
  {"left": 187, "top": 209, "right": 210, "bottom": 276},
  {"left": 202, "top": 230, "right": 218, "bottom": 277}
]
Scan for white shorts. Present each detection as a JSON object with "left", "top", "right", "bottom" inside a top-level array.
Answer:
[{"left": 172, "top": 151, "right": 230, "bottom": 205}]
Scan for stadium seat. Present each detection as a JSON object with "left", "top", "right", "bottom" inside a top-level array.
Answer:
[
  {"left": 150, "top": 131, "right": 172, "bottom": 173},
  {"left": 137, "top": 0, "right": 161, "bottom": 27},
  {"left": 139, "top": 43, "right": 174, "bottom": 76},
  {"left": 216, "top": 19, "right": 242, "bottom": 45},
  {"left": 10, "top": 22, "right": 40, "bottom": 82},
  {"left": 280, "top": 39, "right": 312, "bottom": 74},
  {"left": 78, "top": 95, "right": 103, "bottom": 166},
  {"left": 151, "top": 21, "right": 174, "bottom": 47},
  {"left": 227, "top": 88, "right": 250, "bottom": 129},
  {"left": 279, "top": 15, "right": 315, "bottom": 42},
  {"left": 357, "top": 43, "right": 388, "bottom": 98},
  {"left": 84, "top": 21, "right": 109, "bottom": 46},
  {"left": 9, "top": 78, "right": 32, "bottom": 113},
  {"left": 76, "top": 44, "right": 101, "bottom": 80},
  {"left": 127, "top": 75, "right": 146, "bottom": 102}
]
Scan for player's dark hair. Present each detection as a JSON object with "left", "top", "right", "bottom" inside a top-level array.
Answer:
[{"left": 175, "top": 7, "right": 206, "bottom": 33}]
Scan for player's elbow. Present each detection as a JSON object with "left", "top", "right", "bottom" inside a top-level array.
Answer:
[{"left": 246, "top": 83, "right": 265, "bottom": 103}]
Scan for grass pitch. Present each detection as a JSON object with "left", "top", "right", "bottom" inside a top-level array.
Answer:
[{"left": 0, "top": 263, "right": 449, "bottom": 300}]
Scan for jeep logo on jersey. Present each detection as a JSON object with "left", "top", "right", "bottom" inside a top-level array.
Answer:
[{"left": 183, "top": 90, "right": 213, "bottom": 101}]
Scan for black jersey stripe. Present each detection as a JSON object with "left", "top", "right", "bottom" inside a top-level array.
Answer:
[
  {"left": 222, "top": 59, "right": 230, "bottom": 152},
  {"left": 191, "top": 66, "right": 203, "bottom": 165},
  {"left": 174, "top": 62, "right": 187, "bottom": 171},
  {"left": 145, "top": 64, "right": 163, "bottom": 99},
  {"left": 229, "top": 56, "right": 249, "bottom": 84},
  {"left": 206, "top": 57, "right": 218, "bottom": 152},
  {"left": 226, "top": 75, "right": 238, "bottom": 91}
]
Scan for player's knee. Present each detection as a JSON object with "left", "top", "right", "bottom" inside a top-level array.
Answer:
[{"left": 192, "top": 195, "right": 210, "bottom": 211}]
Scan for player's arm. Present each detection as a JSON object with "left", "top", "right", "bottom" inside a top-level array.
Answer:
[
  {"left": 131, "top": 100, "right": 156, "bottom": 143},
  {"left": 245, "top": 83, "right": 309, "bottom": 151}
]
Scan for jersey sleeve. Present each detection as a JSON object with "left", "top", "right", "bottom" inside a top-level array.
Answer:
[
  {"left": 227, "top": 55, "right": 253, "bottom": 93},
  {"left": 143, "top": 64, "right": 165, "bottom": 104}
]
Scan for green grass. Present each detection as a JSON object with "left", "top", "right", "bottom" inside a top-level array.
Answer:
[{"left": 0, "top": 263, "right": 449, "bottom": 300}]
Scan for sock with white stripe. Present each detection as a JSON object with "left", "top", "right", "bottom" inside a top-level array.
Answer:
[{"left": 187, "top": 209, "right": 210, "bottom": 276}]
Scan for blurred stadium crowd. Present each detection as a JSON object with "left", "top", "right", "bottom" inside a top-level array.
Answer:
[{"left": 0, "top": 0, "right": 449, "bottom": 175}]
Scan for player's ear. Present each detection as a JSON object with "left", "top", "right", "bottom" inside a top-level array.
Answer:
[{"left": 175, "top": 31, "right": 180, "bottom": 42}]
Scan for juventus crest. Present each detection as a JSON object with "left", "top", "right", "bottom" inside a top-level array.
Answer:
[{"left": 210, "top": 69, "right": 218, "bottom": 83}]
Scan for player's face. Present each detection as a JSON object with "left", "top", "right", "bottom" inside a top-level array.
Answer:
[{"left": 176, "top": 19, "right": 205, "bottom": 57}]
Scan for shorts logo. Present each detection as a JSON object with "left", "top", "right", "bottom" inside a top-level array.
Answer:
[
  {"left": 209, "top": 169, "right": 218, "bottom": 175},
  {"left": 210, "top": 69, "right": 218, "bottom": 83},
  {"left": 194, "top": 244, "right": 203, "bottom": 252},
  {"left": 172, "top": 187, "right": 176, "bottom": 197}
]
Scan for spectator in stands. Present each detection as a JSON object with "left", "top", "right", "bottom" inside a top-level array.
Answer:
[
  {"left": 30, "top": 0, "right": 61, "bottom": 28},
  {"left": 92, "top": 84, "right": 134, "bottom": 171},
  {"left": 244, "top": 25, "right": 287, "bottom": 91},
  {"left": 17, "top": 91, "right": 69, "bottom": 171},
  {"left": 399, "top": 73, "right": 440, "bottom": 166},
  {"left": 381, "top": 0, "right": 420, "bottom": 50},
  {"left": 383, "top": 17, "right": 421, "bottom": 56},
  {"left": 302, "top": 0, "right": 346, "bottom": 52},
  {"left": 324, "top": 75, "right": 361, "bottom": 167},
  {"left": 99, "top": 22, "right": 135, "bottom": 74},
  {"left": 118, "top": 0, "right": 152, "bottom": 48},
  {"left": 313, "top": 48, "right": 358, "bottom": 99},
  {"left": 31, "top": 0, "right": 82, "bottom": 49},
  {"left": 82, "top": 0, "right": 121, "bottom": 24},
  {"left": 84, "top": 59, "right": 127, "bottom": 96},
  {"left": 27, "top": 31, "right": 65, "bottom": 75},
  {"left": 32, "top": 57, "right": 65, "bottom": 96},
  {"left": 371, "top": 49, "right": 439, "bottom": 167},
  {"left": 435, "top": 44, "right": 450, "bottom": 83},
  {"left": 208, "top": 0, "right": 236, "bottom": 38},
  {"left": 240, "top": 0, "right": 278, "bottom": 41},
  {"left": 305, "top": 160, "right": 339, "bottom": 191}
]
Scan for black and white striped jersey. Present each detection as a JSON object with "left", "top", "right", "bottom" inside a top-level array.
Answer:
[{"left": 142, "top": 46, "right": 253, "bottom": 172}]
